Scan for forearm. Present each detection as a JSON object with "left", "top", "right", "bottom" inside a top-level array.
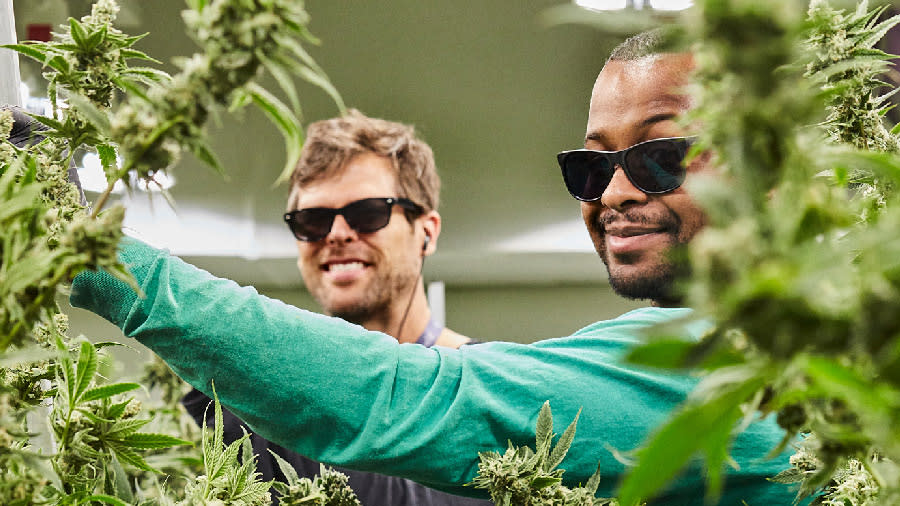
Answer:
[
  {"left": 70, "top": 237, "right": 499, "bottom": 493},
  {"left": 69, "top": 238, "right": 793, "bottom": 502}
]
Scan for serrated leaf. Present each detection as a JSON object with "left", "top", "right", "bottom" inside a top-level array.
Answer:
[
  {"left": 119, "top": 48, "right": 162, "bottom": 64},
  {"left": 69, "top": 18, "right": 88, "bottom": 49},
  {"left": 106, "top": 417, "right": 151, "bottom": 438},
  {"left": 73, "top": 340, "right": 98, "bottom": 403},
  {"left": 82, "top": 382, "right": 141, "bottom": 402},
  {"left": 270, "top": 449, "right": 301, "bottom": 485},
  {"left": 859, "top": 13, "right": 900, "bottom": 50},
  {"left": 547, "top": 408, "right": 580, "bottom": 471},
  {"left": 1, "top": 43, "right": 49, "bottom": 64},
  {"left": 123, "top": 66, "right": 171, "bottom": 82},
  {"left": 535, "top": 401, "right": 553, "bottom": 451},
  {"left": 46, "top": 54, "right": 70, "bottom": 74},
  {"left": 120, "top": 432, "right": 193, "bottom": 449},
  {"left": 585, "top": 461, "right": 603, "bottom": 494},
  {"left": 109, "top": 442, "right": 156, "bottom": 473}
]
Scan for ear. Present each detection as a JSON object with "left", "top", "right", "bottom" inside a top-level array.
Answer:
[{"left": 419, "top": 210, "right": 441, "bottom": 256}]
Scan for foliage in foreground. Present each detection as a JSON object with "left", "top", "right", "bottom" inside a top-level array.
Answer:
[
  {"left": 607, "top": 0, "right": 900, "bottom": 504},
  {"left": 485, "top": 1, "right": 900, "bottom": 505},
  {"left": 472, "top": 402, "right": 614, "bottom": 506},
  {"left": 0, "top": 0, "right": 349, "bottom": 503}
]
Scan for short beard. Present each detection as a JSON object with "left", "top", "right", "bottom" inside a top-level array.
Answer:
[
  {"left": 329, "top": 299, "right": 390, "bottom": 326},
  {"left": 604, "top": 250, "right": 689, "bottom": 306}
]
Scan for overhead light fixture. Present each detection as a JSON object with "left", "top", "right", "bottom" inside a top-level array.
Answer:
[
  {"left": 575, "top": 0, "right": 627, "bottom": 10},
  {"left": 575, "top": 0, "right": 692, "bottom": 10},
  {"left": 648, "top": 0, "right": 693, "bottom": 10},
  {"left": 78, "top": 152, "right": 175, "bottom": 194}
]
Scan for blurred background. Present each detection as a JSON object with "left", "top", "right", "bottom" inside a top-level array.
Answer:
[{"left": 8, "top": 0, "right": 694, "bottom": 369}]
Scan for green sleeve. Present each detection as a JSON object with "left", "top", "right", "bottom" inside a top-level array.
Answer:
[{"left": 70, "top": 237, "right": 796, "bottom": 503}]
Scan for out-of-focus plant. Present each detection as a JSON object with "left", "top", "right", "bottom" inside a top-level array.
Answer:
[
  {"left": 472, "top": 402, "right": 614, "bottom": 506},
  {"left": 607, "top": 0, "right": 900, "bottom": 505},
  {"left": 1, "top": 0, "right": 346, "bottom": 503}
]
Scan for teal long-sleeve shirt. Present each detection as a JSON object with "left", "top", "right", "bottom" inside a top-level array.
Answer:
[{"left": 70, "top": 238, "right": 798, "bottom": 504}]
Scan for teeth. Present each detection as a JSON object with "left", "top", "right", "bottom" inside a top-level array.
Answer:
[{"left": 329, "top": 262, "right": 364, "bottom": 272}]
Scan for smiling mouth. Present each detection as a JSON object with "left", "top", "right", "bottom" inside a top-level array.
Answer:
[
  {"left": 322, "top": 261, "right": 369, "bottom": 272},
  {"left": 604, "top": 225, "right": 668, "bottom": 237}
]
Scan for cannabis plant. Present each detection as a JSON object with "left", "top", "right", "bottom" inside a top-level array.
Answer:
[
  {"left": 472, "top": 402, "right": 613, "bottom": 506},
  {"left": 1, "top": 0, "right": 347, "bottom": 503},
  {"left": 608, "top": 0, "right": 900, "bottom": 504},
  {"left": 489, "top": 1, "right": 900, "bottom": 505}
]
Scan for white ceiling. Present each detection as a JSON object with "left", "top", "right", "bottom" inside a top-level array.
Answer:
[{"left": 15, "top": 0, "right": 629, "bottom": 288}]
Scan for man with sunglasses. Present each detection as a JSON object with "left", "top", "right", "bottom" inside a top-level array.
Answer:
[
  {"left": 69, "top": 34, "right": 797, "bottom": 504},
  {"left": 182, "top": 110, "right": 486, "bottom": 505}
]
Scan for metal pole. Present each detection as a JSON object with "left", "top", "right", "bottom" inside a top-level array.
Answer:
[
  {"left": 427, "top": 281, "right": 446, "bottom": 330},
  {"left": 0, "top": 0, "right": 21, "bottom": 106}
]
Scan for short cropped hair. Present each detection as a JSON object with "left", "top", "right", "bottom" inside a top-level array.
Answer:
[
  {"left": 607, "top": 29, "right": 665, "bottom": 63},
  {"left": 288, "top": 110, "right": 439, "bottom": 215}
]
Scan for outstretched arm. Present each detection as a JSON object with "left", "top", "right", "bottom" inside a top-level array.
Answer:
[{"left": 70, "top": 237, "right": 791, "bottom": 502}]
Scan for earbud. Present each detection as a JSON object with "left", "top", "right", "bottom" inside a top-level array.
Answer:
[{"left": 422, "top": 234, "right": 431, "bottom": 252}]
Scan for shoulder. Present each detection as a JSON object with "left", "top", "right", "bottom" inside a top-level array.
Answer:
[{"left": 435, "top": 327, "right": 474, "bottom": 348}]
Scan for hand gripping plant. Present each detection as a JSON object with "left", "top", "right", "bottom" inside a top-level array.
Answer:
[{"left": 0, "top": 0, "right": 355, "bottom": 503}]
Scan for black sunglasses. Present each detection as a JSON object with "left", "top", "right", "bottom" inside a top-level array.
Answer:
[
  {"left": 557, "top": 136, "right": 694, "bottom": 201},
  {"left": 284, "top": 197, "right": 424, "bottom": 242}
]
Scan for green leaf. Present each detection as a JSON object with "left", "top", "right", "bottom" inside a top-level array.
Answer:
[
  {"left": 547, "top": 408, "right": 580, "bottom": 471},
  {"left": 530, "top": 476, "right": 562, "bottom": 489},
  {"left": 73, "top": 340, "right": 98, "bottom": 403},
  {"left": 81, "top": 382, "right": 141, "bottom": 402},
  {"left": 55, "top": 335, "right": 76, "bottom": 404},
  {"left": 85, "top": 495, "right": 130, "bottom": 506},
  {"left": 1, "top": 43, "right": 48, "bottom": 64},
  {"left": 535, "top": 401, "right": 553, "bottom": 452},
  {"left": 69, "top": 18, "right": 88, "bottom": 49},
  {"left": 616, "top": 374, "right": 767, "bottom": 506},
  {"left": 189, "top": 139, "right": 226, "bottom": 177},
  {"left": 109, "top": 442, "right": 156, "bottom": 473},
  {"left": 106, "top": 418, "right": 152, "bottom": 438},
  {"left": 626, "top": 339, "right": 695, "bottom": 369},
  {"left": 585, "top": 461, "right": 603, "bottom": 494},
  {"left": 119, "top": 48, "right": 163, "bottom": 64},
  {"left": 296, "top": 65, "right": 346, "bottom": 115},
  {"left": 85, "top": 24, "right": 108, "bottom": 52},
  {"left": 120, "top": 432, "right": 193, "bottom": 449},
  {"left": 45, "top": 54, "right": 70, "bottom": 74},
  {"left": 66, "top": 92, "right": 112, "bottom": 134},
  {"left": 270, "top": 449, "right": 301, "bottom": 485},
  {"left": 108, "top": 452, "right": 134, "bottom": 504},
  {"left": 246, "top": 83, "right": 304, "bottom": 186},
  {"left": 260, "top": 53, "right": 302, "bottom": 115},
  {"left": 122, "top": 66, "right": 171, "bottom": 83}
]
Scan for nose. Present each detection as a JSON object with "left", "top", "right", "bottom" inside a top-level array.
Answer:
[
  {"left": 600, "top": 165, "right": 648, "bottom": 211},
  {"left": 326, "top": 215, "right": 358, "bottom": 244}
]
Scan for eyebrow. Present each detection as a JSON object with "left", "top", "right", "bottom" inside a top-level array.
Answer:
[{"left": 584, "top": 112, "right": 680, "bottom": 145}]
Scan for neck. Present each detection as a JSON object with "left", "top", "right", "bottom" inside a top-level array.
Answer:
[{"left": 358, "top": 282, "right": 433, "bottom": 343}]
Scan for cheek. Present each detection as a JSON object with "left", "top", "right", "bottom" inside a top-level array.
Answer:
[
  {"left": 295, "top": 245, "right": 318, "bottom": 275},
  {"left": 670, "top": 197, "right": 707, "bottom": 240}
]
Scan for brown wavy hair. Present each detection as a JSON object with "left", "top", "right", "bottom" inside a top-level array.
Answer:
[{"left": 287, "top": 109, "right": 439, "bottom": 217}]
